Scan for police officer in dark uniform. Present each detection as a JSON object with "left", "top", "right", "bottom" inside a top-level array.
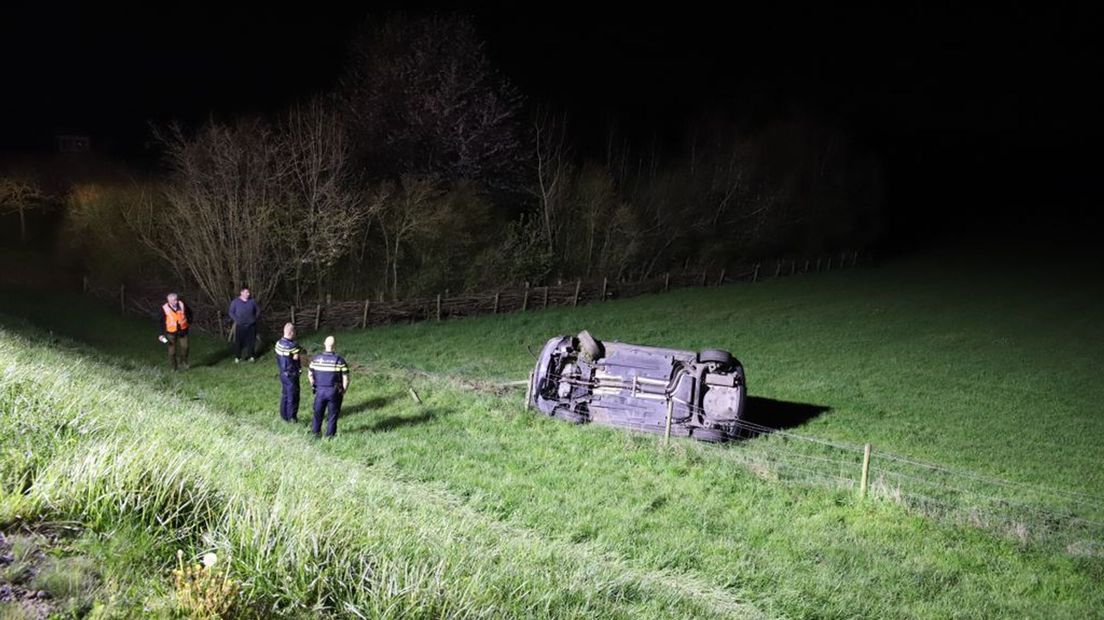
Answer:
[
  {"left": 308, "top": 336, "right": 350, "bottom": 438},
  {"left": 274, "top": 322, "right": 303, "bottom": 422}
]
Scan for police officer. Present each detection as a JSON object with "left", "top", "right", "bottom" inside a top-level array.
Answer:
[
  {"left": 307, "top": 336, "right": 350, "bottom": 438},
  {"left": 158, "top": 292, "right": 192, "bottom": 371},
  {"left": 274, "top": 322, "right": 303, "bottom": 422}
]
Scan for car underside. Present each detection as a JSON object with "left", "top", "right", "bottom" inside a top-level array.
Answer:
[{"left": 527, "top": 331, "right": 747, "bottom": 442}]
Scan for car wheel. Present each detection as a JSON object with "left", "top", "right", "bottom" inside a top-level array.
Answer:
[
  {"left": 577, "top": 330, "right": 604, "bottom": 362},
  {"left": 690, "top": 426, "right": 728, "bottom": 443},
  {"left": 698, "top": 349, "right": 734, "bottom": 366}
]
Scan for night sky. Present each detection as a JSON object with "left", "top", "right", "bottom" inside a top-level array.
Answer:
[{"left": 3, "top": 2, "right": 1102, "bottom": 240}]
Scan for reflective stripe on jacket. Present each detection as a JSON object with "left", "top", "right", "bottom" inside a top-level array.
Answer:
[
  {"left": 275, "top": 338, "right": 302, "bottom": 372},
  {"left": 308, "top": 352, "right": 349, "bottom": 387}
]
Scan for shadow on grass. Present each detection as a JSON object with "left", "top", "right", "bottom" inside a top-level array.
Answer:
[
  {"left": 342, "top": 393, "right": 404, "bottom": 417},
  {"left": 734, "top": 396, "right": 831, "bottom": 438},
  {"left": 368, "top": 409, "right": 441, "bottom": 432},
  {"left": 340, "top": 408, "right": 447, "bottom": 434},
  {"left": 196, "top": 347, "right": 235, "bottom": 367}
]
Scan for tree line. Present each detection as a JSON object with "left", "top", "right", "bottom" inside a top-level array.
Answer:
[{"left": 3, "top": 15, "right": 882, "bottom": 314}]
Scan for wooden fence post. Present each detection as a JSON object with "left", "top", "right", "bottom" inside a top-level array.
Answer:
[
  {"left": 524, "top": 371, "right": 534, "bottom": 410},
  {"left": 493, "top": 292, "right": 500, "bottom": 314},
  {"left": 717, "top": 268, "right": 726, "bottom": 286},
  {"left": 804, "top": 259, "right": 810, "bottom": 273},
  {"left": 314, "top": 304, "right": 321, "bottom": 331},
  {"left": 522, "top": 282, "right": 530, "bottom": 311},
  {"left": 601, "top": 277, "right": 608, "bottom": 300},
  {"left": 361, "top": 300, "right": 370, "bottom": 328},
  {"left": 700, "top": 268, "right": 708, "bottom": 287},
  {"left": 663, "top": 398, "right": 674, "bottom": 447},
  {"left": 436, "top": 294, "right": 442, "bottom": 321},
  {"left": 542, "top": 286, "right": 549, "bottom": 309},
  {"left": 791, "top": 260, "right": 796, "bottom": 275},
  {"left": 752, "top": 263, "right": 761, "bottom": 282},
  {"left": 119, "top": 284, "right": 126, "bottom": 314},
  {"left": 827, "top": 256, "right": 833, "bottom": 271},
  {"left": 860, "top": 443, "right": 872, "bottom": 499},
  {"left": 326, "top": 293, "right": 332, "bottom": 305},
  {"left": 573, "top": 279, "right": 582, "bottom": 306},
  {"left": 663, "top": 272, "right": 670, "bottom": 292},
  {"left": 774, "top": 260, "right": 782, "bottom": 278},
  {"left": 852, "top": 250, "right": 859, "bottom": 267}
]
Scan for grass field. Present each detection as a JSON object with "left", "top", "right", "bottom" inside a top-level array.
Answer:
[{"left": 2, "top": 246, "right": 1102, "bottom": 618}]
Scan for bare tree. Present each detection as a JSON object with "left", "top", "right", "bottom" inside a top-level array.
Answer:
[
  {"left": 282, "top": 99, "right": 374, "bottom": 303},
  {"left": 0, "top": 176, "right": 45, "bottom": 243},
  {"left": 374, "top": 175, "right": 447, "bottom": 299},
  {"left": 574, "top": 163, "right": 619, "bottom": 276},
  {"left": 531, "top": 110, "right": 574, "bottom": 257},
  {"left": 138, "top": 120, "right": 295, "bottom": 311},
  {"left": 341, "top": 15, "right": 525, "bottom": 185}
]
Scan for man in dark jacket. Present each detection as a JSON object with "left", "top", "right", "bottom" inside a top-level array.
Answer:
[{"left": 228, "top": 287, "right": 260, "bottom": 363}]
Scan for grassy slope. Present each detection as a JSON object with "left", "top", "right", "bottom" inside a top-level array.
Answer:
[
  {"left": 1, "top": 247, "right": 1103, "bottom": 617},
  {"left": 0, "top": 326, "right": 763, "bottom": 619}
]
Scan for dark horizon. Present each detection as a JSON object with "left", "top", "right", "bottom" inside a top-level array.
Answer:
[{"left": 3, "top": 2, "right": 1103, "bottom": 241}]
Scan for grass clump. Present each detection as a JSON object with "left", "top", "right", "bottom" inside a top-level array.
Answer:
[
  {"left": 171, "top": 550, "right": 240, "bottom": 619},
  {"left": 30, "top": 555, "right": 100, "bottom": 616}
]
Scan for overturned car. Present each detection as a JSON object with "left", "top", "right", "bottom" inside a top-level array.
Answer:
[{"left": 527, "top": 331, "right": 747, "bottom": 442}]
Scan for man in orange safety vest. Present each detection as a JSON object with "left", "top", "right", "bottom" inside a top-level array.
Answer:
[{"left": 158, "top": 292, "right": 193, "bottom": 371}]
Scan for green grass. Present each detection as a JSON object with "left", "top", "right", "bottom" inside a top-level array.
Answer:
[{"left": 1, "top": 246, "right": 1103, "bottom": 617}]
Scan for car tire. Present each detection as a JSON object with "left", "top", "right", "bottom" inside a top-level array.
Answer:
[
  {"left": 577, "top": 330, "right": 604, "bottom": 362},
  {"left": 698, "top": 349, "right": 734, "bottom": 366},
  {"left": 691, "top": 426, "right": 728, "bottom": 443}
]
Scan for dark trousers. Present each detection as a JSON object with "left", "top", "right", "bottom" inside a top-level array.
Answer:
[
  {"left": 232, "top": 323, "right": 257, "bottom": 360},
  {"left": 280, "top": 372, "right": 300, "bottom": 421},
  {"left": 312, "top": 387, "right": 343, "bottom": 437},
  {"left": 167, "top": 333, "right": 189, "bottom": 369}
]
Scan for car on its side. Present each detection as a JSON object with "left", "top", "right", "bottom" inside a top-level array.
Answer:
[{"left": 527, "top": 331, "right": 746, "bottom": 442}]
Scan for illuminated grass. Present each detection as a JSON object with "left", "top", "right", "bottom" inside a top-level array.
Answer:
[{"left": 1, "top": 247, "right": 1102, "bottom": 617}]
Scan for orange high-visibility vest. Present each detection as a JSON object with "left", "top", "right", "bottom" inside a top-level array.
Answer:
[{"left": 163, "top": 302, "right": 189, "bottom": 333}]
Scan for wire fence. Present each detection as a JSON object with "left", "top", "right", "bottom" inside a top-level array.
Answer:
[
  {"left": 82, "top": 251, "right": 866, "bottom": 336},
  {"left": 718, "top": 418, "right": 1104, "bottom": 557},
  {"left": 377, "top": 360, "right": 1104, "bottom": 558}
]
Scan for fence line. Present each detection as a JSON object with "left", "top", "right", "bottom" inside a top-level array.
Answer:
[
  {"left": 715, "top": 417, "right": 1104, "bottom": 554},
  {"left": 82, "top": 250, "right": 867, "bottom": 336}
]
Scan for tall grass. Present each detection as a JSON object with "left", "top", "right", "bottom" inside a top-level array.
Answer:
[{"left": 0, "top": 327, "right": 762, "bottom": 618}]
